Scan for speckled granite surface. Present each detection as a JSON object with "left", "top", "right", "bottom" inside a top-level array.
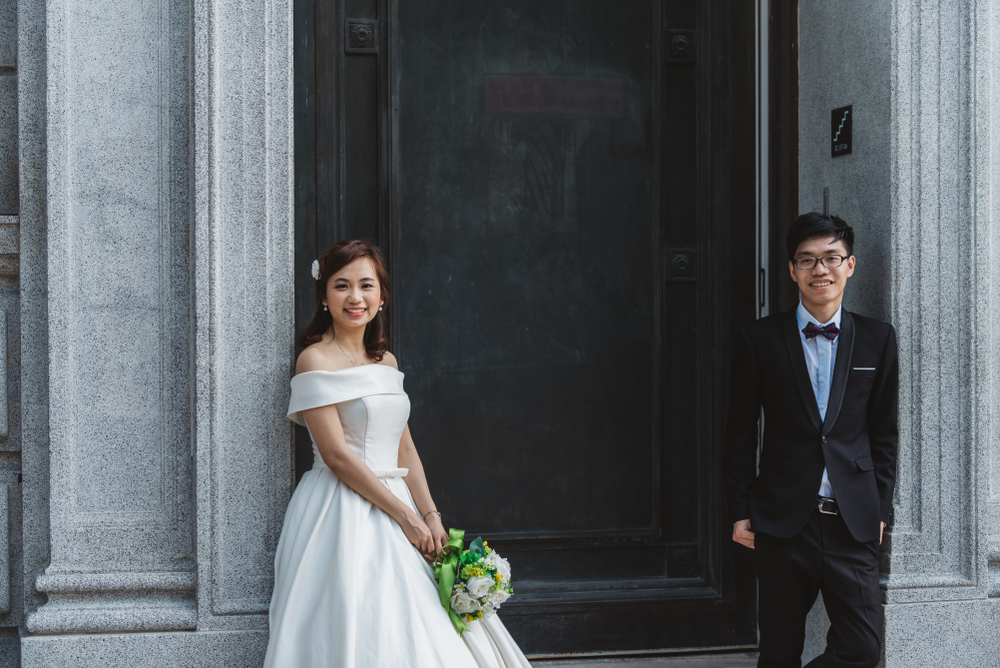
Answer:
[
  {"left": 535, "top": 653, "right": 758, "bottom": 668},
  {"left": 27, "top": 0, "right": 197, "bottom": 636},
  {"left": 798, "top": 0, "right": 1000, "bottom": 665},
  {"left": 21, "top": 630, "right": 269, "bottom": 668},
  {"left": 23, "top": 0, "right": 295, "bottom": 658}
]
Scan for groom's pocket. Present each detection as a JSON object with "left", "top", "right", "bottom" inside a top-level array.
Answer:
[
  {"left": 758, "top": 456, "right": 791, "bottom": 472},
  {"left": 849, "top": 367, "right": 878, "bottom": 406}
]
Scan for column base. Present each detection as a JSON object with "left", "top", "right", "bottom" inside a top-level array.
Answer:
[
  {"left": 25, "top": 571, "right": 197, "bottom": 634},
  {"left": 803, "top": 594, "right": 1000, "bottom": 667},
  {"left": 883, "top": 598, "right": 1000, "bottom": 668},
  {"left": 21, "top": 629, "right": 269, "bottom": 668}
]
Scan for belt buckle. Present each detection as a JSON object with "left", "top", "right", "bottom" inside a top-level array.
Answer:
[{"left": 817, "top": 497, "right": 838, "bottom": 515}]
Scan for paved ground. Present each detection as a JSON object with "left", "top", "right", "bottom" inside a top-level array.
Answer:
[{"left": 532, "top": 652, "right": 758, "bottom": 668}]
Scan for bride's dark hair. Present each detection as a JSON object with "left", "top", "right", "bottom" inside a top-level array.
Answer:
[{"left": 298, "top": 240, "right": 391, "bottom": 361}]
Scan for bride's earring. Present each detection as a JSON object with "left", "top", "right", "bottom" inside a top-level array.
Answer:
[
  {"left": 379, "top": 305, "right": 383, "bottom": 311},
  {"left": 323, "top": 305, "right": 328, "bottom": 312}
]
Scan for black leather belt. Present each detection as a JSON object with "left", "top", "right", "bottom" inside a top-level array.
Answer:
[{"left": 817, "top": 497, "right": 839, "bottom": 516}]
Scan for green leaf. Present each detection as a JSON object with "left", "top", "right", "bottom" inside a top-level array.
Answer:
[{"left": 469, "top": 536, "right": 486, "bottom": 557}]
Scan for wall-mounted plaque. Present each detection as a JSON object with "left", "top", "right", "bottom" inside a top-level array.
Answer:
[{"left": 831, "top": 105, "right": 852, "bottom": 157}]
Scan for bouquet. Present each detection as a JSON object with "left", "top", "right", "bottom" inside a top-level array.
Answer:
[{"left": 434, "top": 528, "right": 514, "bottom": 634}]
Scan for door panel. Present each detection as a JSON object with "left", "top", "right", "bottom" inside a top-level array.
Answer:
[
  {"left": 395, "top": 0, "right": 659, "bottom": 539},
  {"left": 394, "top": 0, "right": 660, "bottom": 570},
  {"left": 295, "top": 0, "right": 758, "bottom": 655}
]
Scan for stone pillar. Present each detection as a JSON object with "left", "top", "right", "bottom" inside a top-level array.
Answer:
[
  {"left": 191, "top": 0, "right": 296, "bottom": 633},
  {"left": 798, "top": 1, "right": 1000, "bottom": 666},
  {"left": 24, "top": 0, "right": 198, "bottom": 635},
  {"left": 20, "top": 0, "right": 294, "bottom": 662},
  {"left": 879, "top": 1, "right": 1000, "bottom": 663}
]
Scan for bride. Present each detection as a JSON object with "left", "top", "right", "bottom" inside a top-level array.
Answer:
[{"left": 263, "top": 240, "right": 532, "bottom": 667}]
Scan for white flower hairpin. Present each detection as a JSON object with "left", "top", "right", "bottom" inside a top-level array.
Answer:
[{"left": 311, "top": 259, "right": 321, "bottom": 281}]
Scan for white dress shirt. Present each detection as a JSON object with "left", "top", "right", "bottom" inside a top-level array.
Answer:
[{"left": 795, "top": 301, "right": 842, "bottom": 499}]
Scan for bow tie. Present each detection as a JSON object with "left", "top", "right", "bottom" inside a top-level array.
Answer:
[{"left": 803, "top": 322, "right": 840, "bottom": 340}]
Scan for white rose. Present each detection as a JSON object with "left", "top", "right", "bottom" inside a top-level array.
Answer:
[
  {"left": 465, "top": 575, "right": 492, "bottom": 599},
  {"left": 450, "top": 588, "right": 482, "bottom": 615},
  {"left": 486, "top": 552, "right": 512, "bottom": 582},
  {"left": 488, "top": 588, "right": 510, "bottom": 608}
]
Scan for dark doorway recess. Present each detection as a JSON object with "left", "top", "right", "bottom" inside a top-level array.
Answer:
[
  {"left": 295, "top": 0, "right": 760, "bottom": 656},
  {"left": 768, "top": 0, "right": 800, "bottom": 313}
]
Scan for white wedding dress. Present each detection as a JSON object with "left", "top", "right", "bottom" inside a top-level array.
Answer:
[{"left": 264, "top": 364, "right": 532, "bottom": 668}]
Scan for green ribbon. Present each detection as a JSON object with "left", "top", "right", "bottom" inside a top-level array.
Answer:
[{"left": 433, "top": 527, "right": 470, "bottom": 635}]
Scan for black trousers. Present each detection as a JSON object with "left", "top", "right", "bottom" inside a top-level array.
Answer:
[{"left": 755, "top": 509, "right": 883, "bottom": 668}]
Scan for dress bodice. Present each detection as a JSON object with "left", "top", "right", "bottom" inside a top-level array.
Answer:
[{"left": 287, "top": 365, "right": 410, "bottom": 474}]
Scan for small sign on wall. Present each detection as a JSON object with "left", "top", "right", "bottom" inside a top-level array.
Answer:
[{"left": 831, "top": 105, "right": 852, "bottom": 157}]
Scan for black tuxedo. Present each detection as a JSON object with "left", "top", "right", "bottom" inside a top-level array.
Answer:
[
  {"left": 724, "top": 307, "right": 898, "bottom": 668},
  {"left": 725, "top": 308, "right": 898, "bottom": 542}
]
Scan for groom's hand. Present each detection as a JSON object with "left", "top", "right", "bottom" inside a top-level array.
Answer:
[
  {"left": 732, "top": 519, "right": 755, "bottom": 549},
  {"left": 880, "top": 521, "right": 885, "bottom": 545}
]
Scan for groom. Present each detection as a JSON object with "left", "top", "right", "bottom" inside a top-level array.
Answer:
[{"left": 724, "top": 213, "right": 898, "bottom": 668}]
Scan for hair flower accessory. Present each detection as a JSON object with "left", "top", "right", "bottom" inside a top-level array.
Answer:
[{"left": 311, "top": 259, "right": 321, "bottom": 281}]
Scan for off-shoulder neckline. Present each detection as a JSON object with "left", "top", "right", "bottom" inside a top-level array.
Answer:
[{"left": 291, "top": 364, "right": 402, "bottom": 380}]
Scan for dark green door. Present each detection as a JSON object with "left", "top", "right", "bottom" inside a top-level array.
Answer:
[{"left": 295, "top": 0, "right": 758, "bottom": 655}]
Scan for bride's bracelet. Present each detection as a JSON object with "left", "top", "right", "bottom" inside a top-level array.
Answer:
[{"left": 421, "top": 509, "right": 441, "bottom": 520}]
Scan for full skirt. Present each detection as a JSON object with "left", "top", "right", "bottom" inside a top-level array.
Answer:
[{"left": 263, "top": 466, "right": 532, "bottom": 667}]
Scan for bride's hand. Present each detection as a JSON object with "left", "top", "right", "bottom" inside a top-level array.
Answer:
[
  {"left": 399, "top": 510, "right": 436, "bottom": 558},
  {"left": 424, "top": 512, "right": 448, "bottom": 557}
]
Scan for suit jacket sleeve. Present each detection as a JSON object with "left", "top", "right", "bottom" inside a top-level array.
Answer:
[
  {"left": 724, "top": 326, "right": 762, "bottom": 524},
  {"left": 868, "top": 324, "right": 899, "bottom": 525}
]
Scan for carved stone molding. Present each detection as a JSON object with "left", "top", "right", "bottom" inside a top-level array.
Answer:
[
  {"left": 884, "top": 0, "right": 996, "bottom": 605},
  {"left": 0, "top": 484, "right": 8, "bottom": 614},
  {"left": 192, "top": 0, "right": 295, "bottom": 631},
  {"left": 27, "top": 0, "right": 195, "bottom": 633}
]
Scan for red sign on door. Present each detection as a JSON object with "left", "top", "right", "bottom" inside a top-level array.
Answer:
[{"left": 485, "top": 76, "right": 625, "bottom": 118}]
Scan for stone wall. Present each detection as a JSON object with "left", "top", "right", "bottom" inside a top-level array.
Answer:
[
  {"left": 799, "top": 1, "right": 1000, "bottom": 666},
  {"left": 17, "top": 0, "right": 46, "bottom": 666},
  {"left": 13, "top": 0, "right": 296, "bottom": 664}
]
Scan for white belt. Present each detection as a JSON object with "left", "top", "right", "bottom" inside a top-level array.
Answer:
[
  {"left": 312, "top": 460, "right": 408, "bottom": 479},
  {"left": 371, "top": 468, "right": 409, "bottom": 479}
]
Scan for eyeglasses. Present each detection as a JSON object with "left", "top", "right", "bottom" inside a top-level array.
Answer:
[{"left": 793, "top": 255, "right": 849, "bottom": 271}]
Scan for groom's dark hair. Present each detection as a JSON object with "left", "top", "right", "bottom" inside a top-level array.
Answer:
[{"left": 787, "top": 213, "right": 854, "bottom": 260}]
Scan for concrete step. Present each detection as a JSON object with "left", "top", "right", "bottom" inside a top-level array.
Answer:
[{"left": 532, "top": 652, "right": 758, "bottom": 668}]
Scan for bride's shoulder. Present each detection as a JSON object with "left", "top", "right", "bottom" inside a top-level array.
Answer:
[
  {"left": 296, "top": 342, "right": 352, "bottom": 375},
  {"left": 378, "top": 351, "right": 399, "bottom": 370}
]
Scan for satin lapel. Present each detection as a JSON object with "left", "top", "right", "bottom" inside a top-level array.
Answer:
[
  {"left": 782, "top": 309, "right": 823, "bottom": 431},
  {"left": 821, "top": 310, "right": 855, "bottom": 435}
]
